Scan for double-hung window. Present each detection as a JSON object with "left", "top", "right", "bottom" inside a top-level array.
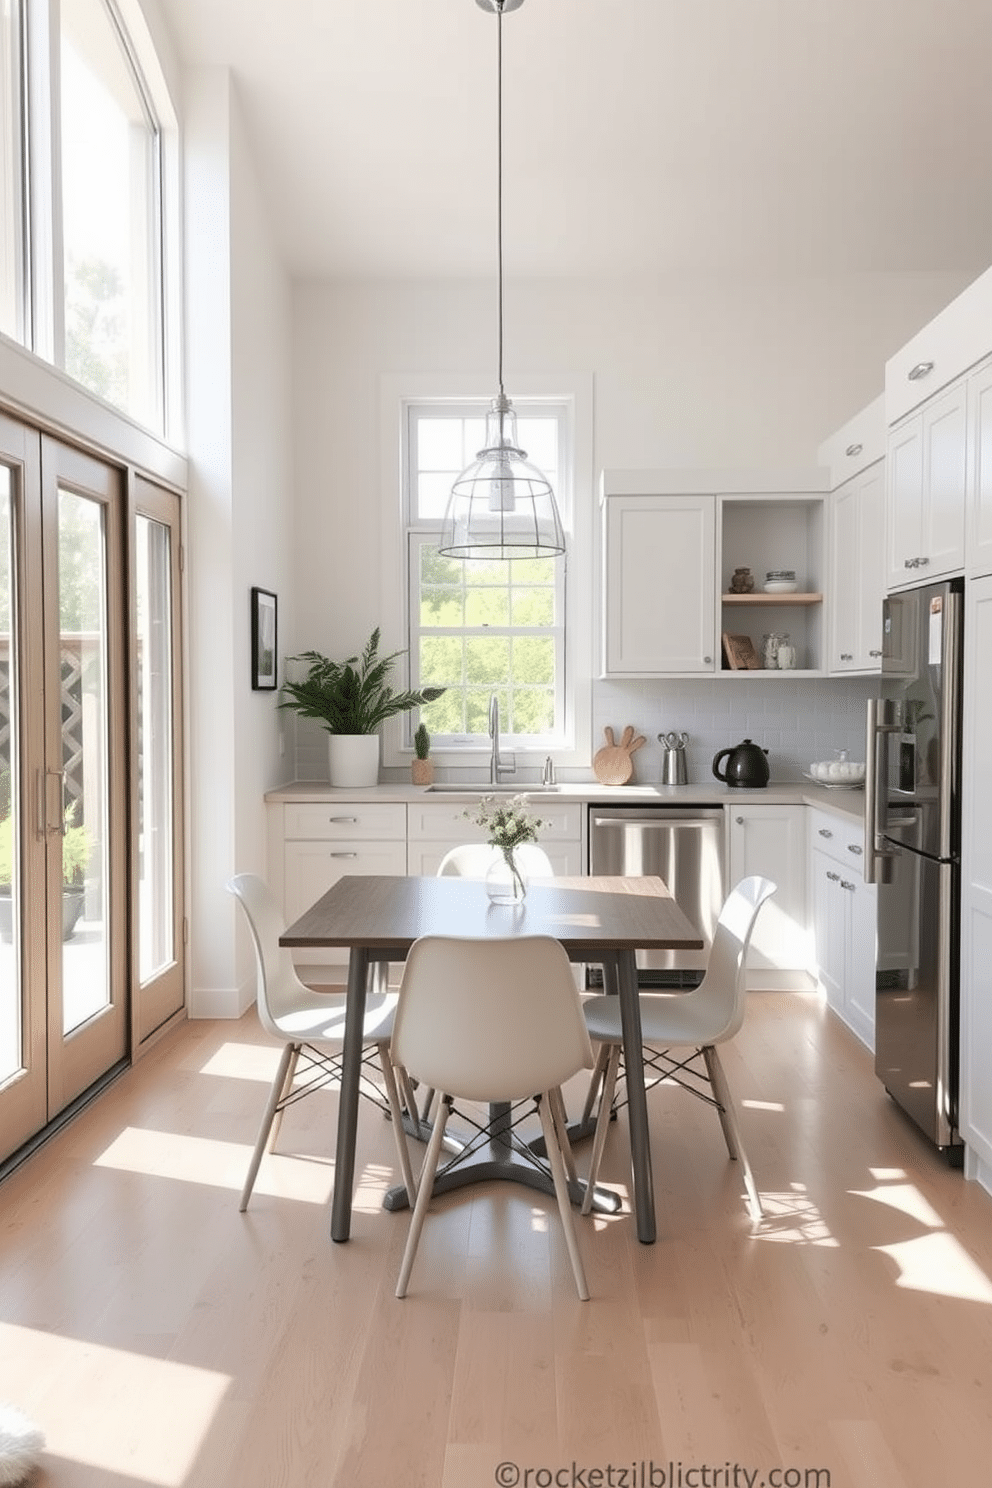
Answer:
[{"left": 405, "top": 399, "right": 571, "bottom": 754}]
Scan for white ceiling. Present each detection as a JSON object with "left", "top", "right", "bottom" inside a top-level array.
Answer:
[{"left": 154, "top": 0, "right": 992, "bottom": 282}]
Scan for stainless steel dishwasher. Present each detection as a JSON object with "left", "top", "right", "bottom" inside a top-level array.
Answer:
[{"left": 588, "top": 806, "right": 725, "bottom": 984}]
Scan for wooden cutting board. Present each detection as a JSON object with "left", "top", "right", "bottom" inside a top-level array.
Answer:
[{"left": 593, "top": 725, "right": 646, "bottom": 785}]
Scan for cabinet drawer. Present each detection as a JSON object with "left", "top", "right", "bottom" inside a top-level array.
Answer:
[
  {"left": 284, "top": 839, "right": 408, "bottom": 919},
  {"left": 407, "top": 800, "right": 582, "bottom": 842},
  {"left": 808, "top": 808, "right": 867, "bottom": 876},
  {"left": 283, "top": 802, "right": 406, "bottom": 841},
  {"left": 885, "top": 269, "right": 992, "bottom": 424}
]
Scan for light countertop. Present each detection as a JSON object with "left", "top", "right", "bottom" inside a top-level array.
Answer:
[{"left": 265, "top": 778, "right": 867, "bottom": 827}]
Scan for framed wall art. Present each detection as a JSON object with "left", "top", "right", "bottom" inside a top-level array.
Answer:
[{"left": 251, "top": 587, "right": 278, "bottom": 690}]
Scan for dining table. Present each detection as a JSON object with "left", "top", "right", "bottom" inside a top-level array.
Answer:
[{"left": 279, "top": 873, "right": 703, "bottom": 1245}]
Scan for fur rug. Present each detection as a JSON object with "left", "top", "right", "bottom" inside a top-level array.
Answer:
[{"left": 0, "top": 1405, "right": 44, "bottom": 1487}]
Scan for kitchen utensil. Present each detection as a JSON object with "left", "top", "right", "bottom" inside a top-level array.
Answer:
[
  {"left": 712, "top": 738, "right": 770, "bottom": 789},
  {"left": 593, "top": 725, "right": 646, "bottom": 785},
  {"left": 658, "top": 731, "right": 689, "bottom": 785}
]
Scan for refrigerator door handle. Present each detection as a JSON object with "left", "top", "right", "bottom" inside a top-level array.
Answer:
[{"left": 864, "top": 696, "right": 899, "bottom": 885}]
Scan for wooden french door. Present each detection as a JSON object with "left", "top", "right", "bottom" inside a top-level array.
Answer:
[{"left": 0, "top": 416, "right": 130, "bottom": 1161}]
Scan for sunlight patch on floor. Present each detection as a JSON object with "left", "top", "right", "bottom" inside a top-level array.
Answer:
[
  {"left": 752, "top": 1183, "right": 838, "bottom": 1245},
  {"left": 0, "top": 1322, "right": 229, "bottom": 1486},
  {"left": 850, "top": 1181, "right": 945, "bottom": 1228},
  {"left": 197, "top": 1041, "right": 282, "bottom": 1081},
  {"left": 93, "top": 1126, "right": 333, "bottom": 1204},
  {"left": 876, "top": 1231, "right": 992, "bottom": 1303}
]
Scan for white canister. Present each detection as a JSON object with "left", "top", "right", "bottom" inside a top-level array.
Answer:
[{"left": 776, "top": 645, "right": 796, "bottom": 670}]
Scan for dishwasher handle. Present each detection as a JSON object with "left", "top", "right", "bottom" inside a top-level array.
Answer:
[{"left": 590, "top": 814, "right": 722, "bottom": 832}]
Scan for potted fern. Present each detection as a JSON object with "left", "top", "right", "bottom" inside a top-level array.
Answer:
[{"left": 279, "top": 628, "right": 444, "bottom": 787}]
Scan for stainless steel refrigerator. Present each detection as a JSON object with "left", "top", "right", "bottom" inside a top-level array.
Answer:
[{"left": 865, "top": 578, "right": 963, "bottom": 1158}]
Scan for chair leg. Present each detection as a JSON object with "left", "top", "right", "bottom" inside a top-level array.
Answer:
[
  {"left": 579, "top": 1043, "right": 611, "bottom": 1127},
  {"left": 538, "top": 1096, "right": 589, "bottom": 1301},
  {"left": 240, "top": 1041, "right": 298, "bottom": 1212},
  {"left": 547, "top": 1086, "right": 577, "bottom": 1185},
  {"left": 268, "top": 1043, "right": 301, "bottom": 1151},
  {"left": 581, "top": 1043, "right": 621, "bottom": 1215},
  {"left": 702, "top": 1045, "right": 763, "bottom": 1222},
  {"left": 378, "top": 1045, "right": 417, "bottom": 1205},
  {"left": 396, "top": 1096, "right": 452, "bottom": 1299}
]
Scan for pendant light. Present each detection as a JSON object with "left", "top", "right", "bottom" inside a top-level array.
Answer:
[{"left": 438, "top": 0, "right": 565, "bottom": 561}]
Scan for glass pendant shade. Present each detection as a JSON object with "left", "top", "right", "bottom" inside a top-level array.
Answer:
[
  {"left": 438, "top": 0, "right": 565, "bottom": 562},
  {"left": 440, "top": 396, "right": 564, "bottom": 559}
]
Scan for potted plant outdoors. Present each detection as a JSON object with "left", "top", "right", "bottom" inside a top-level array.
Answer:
[
  {"left": 279, "top": 628, "right": 445, "bottom": 788},
  {"left": 411, "top": 723, "right": 434, "bottom": 787},
  {"left": 0, "top": 802, "right": 94, "bottom": 941}
]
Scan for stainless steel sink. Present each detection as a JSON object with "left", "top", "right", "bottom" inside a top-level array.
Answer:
[{"left": 425, "top": 783, "right": 561, "bottom": 793}]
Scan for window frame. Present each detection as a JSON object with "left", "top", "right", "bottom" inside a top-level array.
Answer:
[{"left": 378, "top": 372, "right": 594, "bottom": 774}]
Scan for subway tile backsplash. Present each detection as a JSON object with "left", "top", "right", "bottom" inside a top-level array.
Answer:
[
  {"left": 297, "top": 675, "right": 880, "bottom": 786},
  {"left": 592, "top": 674, "right": 879, "bottom": 786}
]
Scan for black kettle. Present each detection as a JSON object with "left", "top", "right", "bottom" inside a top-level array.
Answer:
[{"left": 712, "top": 738, "right": 770, "bottom": 789}]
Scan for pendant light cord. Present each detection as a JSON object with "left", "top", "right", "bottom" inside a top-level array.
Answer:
[{"left": 496, "top": 0, "right": 504, "bottom": 402}]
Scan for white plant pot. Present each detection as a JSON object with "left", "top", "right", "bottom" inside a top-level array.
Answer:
[{"left": 328, "top": 733, "right": 380, "bottom": 788}]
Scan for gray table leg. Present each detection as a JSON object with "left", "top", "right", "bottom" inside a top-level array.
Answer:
[
  {"left": 611, "top": 949, "right": 656, "bottom": 1244},
  {"left": 331, "top": 944, "right": 370, "bottom": 1242}
]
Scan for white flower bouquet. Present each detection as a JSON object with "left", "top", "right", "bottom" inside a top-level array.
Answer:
[{"left": 464, "top": 793, "right": 546, "bottom": 900}]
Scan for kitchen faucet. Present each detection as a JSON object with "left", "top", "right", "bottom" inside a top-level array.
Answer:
[{"left": 488, "top": 693, "right": 515, "bottom": 787}]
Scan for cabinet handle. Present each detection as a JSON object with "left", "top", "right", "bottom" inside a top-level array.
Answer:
[
  {"left": 918, "top": 556, "right": 930, "bottom": 566},
  {"left": 330, "top": 851, "right": 359, "bottom": 858},
  {"left": 845, "top": 442, "right": 863, "bottom": 457},
  {"left": 847, "top": 843, "right": 863, "bottom": 855},
  {"left": 703, "top": 655, "right": 713, "bottom": 665},
  {"left": 840, "top": 652, "right": 853, "bottom": 661},
  {"left": 904, "top": 557, "right": 917, "bottom": 569},
  {"left": 908, "top": 361, "right": 934, "bottom": 381},
  {"left": 869, "top": 649, "right": 882, "bottom": 657},
  {"left": 841, "top": 879, "right": 856, "bottom": 891},
  {"left": 818, "top": 828, "right": 833, "bottom": 838},
  {"left": 826, "top": 870, "right": 840, "bottom": 882},
  {"left": 329, "top": 815, "right": 359, "bottom": 823},
  {"left": 735, "top": 816, "right": 744, "bottom": 825}
]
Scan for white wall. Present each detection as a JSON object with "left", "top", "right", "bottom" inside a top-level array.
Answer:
[
  {"left": 288, "top": 269, "right": 969, "bottom": 780},
  {"left": 184, "top": 69, "right": 294, "bottom": 1016}
]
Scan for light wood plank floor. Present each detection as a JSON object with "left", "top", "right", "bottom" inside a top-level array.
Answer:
[{"left": 2, "top": 991, "right": 991, "bottom": 1488}]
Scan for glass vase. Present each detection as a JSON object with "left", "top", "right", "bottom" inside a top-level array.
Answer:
[{"left": 485, "top": 850, "right": 527, "bottom": 905}]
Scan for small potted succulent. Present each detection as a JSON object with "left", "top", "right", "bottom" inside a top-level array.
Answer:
[
  {"left": 411, "top": 723, "right": 434, "bottom": 787},
  {"left": 279, "top": 628, "right": 444, "bottom": 787}
]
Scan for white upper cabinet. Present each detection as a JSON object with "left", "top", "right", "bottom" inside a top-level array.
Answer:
[
  {"left": 600, "top": 470, "right": 828, "bottom": 679},
  {"left": 602, "top": 492, "right": 716, "bottom": 675},
  {"left": 967, "top": 356, "right": 992, "bottom": 578},
  {"left": 831, "top": 462, "right": 885, "bottom": 672},
  {"left": 818, "top": 395, "right": 885, "bottom": 675},
  {"left": 885, "top": 379, "right": 967, "bottom": 590}
]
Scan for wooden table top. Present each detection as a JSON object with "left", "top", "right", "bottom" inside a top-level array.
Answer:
[{"left": 280, "top": 874, "right": 704, "bottom": 956}]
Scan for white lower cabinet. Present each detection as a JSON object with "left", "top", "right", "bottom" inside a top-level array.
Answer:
[
  {"left": 273, "top": 802, "right": 408, "bottom": 970},
  {"left": 807, "top": 808, "right": 876, "bottom": 1050},
  {"left": 727, "top": 804, "right": 810, "bottom": 987},
  {"left": 406, "top": 799, "right": 584, "bottom": 877},
  {"left": 961, "top": 577, "right": 992, "bottom": 1177}
]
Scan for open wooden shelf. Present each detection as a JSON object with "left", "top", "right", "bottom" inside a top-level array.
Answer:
[{"left": 722, "top": 592, "right": 823, "bottom": 605}]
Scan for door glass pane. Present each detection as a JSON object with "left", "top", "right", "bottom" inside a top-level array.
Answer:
[
  {"left": 0, "top": 465, "right": 20, "bottom": 1081},
  {"left": 59, "top": 488, "right": 108, "bottom": 1034},
  {"left": 135, "top": 514, "right": 173, "bottom": 980},
  {"left": 59, "top": 0, "right": 160, "bottom": 426},
  {"left": 0, "top": 0, "right": 25, "bottom": 343}
]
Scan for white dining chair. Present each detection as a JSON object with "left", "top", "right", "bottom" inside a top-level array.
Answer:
[
  {"left": 436, "top": 841, "right": 554, "bottom": 879},
  {"left": 580, "top": 875, "right": 776, "bottom": 1223},
  {"left": 226, "top": 873, "right": 417, "bottom": 1211},
  {"left": 389, "top": 934, "right": 595, "bottom": 1301}
]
